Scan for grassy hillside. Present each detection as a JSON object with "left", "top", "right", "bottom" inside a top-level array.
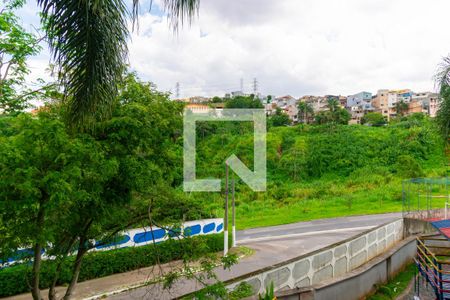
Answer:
[{"left": 191, "top": 116, "right": 448, "bottom": 229}]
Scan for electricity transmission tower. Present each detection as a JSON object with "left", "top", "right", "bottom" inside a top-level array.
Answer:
[
  {"left": 175, "top": 82, "right": 180, "bottom": 99},
  {"left": 252, "top": 78, "right": 258, "bottom": 95}
]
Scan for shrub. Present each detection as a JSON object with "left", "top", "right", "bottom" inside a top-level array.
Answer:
[
  {"left": 394, "top": 155, "right": 424, "bottom": 178},
  {"left": 0, "top": 234, "right": 223, "bottom": 297}
]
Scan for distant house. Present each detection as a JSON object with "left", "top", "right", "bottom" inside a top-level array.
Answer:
[
  {"left": 300, "top": 95, "right": 328, "bottom": 113},
  {"left": 274, "top": 95, "right": 297, "bottom": 108},
  {"left": 231, "top": 91, "right": 245, "bottom": 97},
  {"left": 338, "top": 96, "right": 347, "bottom": 108},
  {"left": 271, "top": 95, "right": 299, "bottom": 123},
  {"left": 347, "top": 92, "right": 373, "bottom": 109},
  {"left": 371, "top": 89, "right": 389, "bottom": 119},
  {"left": 284, "top": 104, "right": 299, "bottom": 123},
  {"left": 411, "top": 92, "right": 440, "bottom": 117},
  {"left": 185, "top": 103, "right": 211, "bottom": 113},
  {"left": 265, "top": 102, "right": 277, "bottom": 116},
  {"left": 347, "top": 92, "right": 373, "bottom": 123},
  {"left": 175, "top": 96, "right": 211, "bottom": 104},
  {"left": 408, "top": 100, "right": 425, "bottom": 114},
  {"left": 429, "top": 96, "right": 440, "bottom": 118}
]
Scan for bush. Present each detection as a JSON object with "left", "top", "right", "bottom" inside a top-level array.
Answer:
[
  {"left": 395, "top": 155, "right": 424, "bottom": 178},
  {"left": 0, "top": 234, "right": 223, "bottom": 297}
]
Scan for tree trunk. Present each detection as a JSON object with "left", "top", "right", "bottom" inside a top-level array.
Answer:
[
  {"left": 31, "top": 242, "right": 43, "bottom": 300},
  {"left": 63, "top": 235, "right": 87, "bottom": 300},
  {"left": 31, "top": 204, "right": 45, "bottom": 300},
  {"left": 49, "top": 236, "right": 77, "bottom": 300},
  {"left": 48, "top": 261, "right": 61, "bottom": 300}
]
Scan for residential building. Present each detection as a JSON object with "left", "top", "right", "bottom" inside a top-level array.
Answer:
[
  {"left": 265, "top": 102, "right": 277, "bottom": 115},
  {"left": 176, "top": 96, "right": 211, "bottom": 103},
  {"left": 300, "top": 95, "right": 328, "bottom": 113},
  {"left": 270, "top": 95, "right": 298, "bottom": 122},
  {"left": 185, "top": 103, "right": 211, "bottom": 113},
  {"left": 429, "top": 96, "right": 440, "bottom": 117},
  {"left": 230, "top": 91, "right": 245, "bottom": 97},
  {"left": 284, "top": 104, "right": 299, "bottom": 123},
  {"left": 347, "top": 92, "right": 373, "bottom": 109},
  {"left": 371, "top": 89, "right": 389, "bottom": 118},
  {"left": 396, "top": 90, "right": 413, "bottom": 103},
  {"left": 411, "top": 92, "right": 440, "bottom": 117},
  {"left": 274, "top": 95, "right": 297, "bottom": 108},
  {"left": 347, "top": 91, "right": 373, "bottom": 124},
  {"left": 375, "top": 89, "right": 413, "bottom": 120},
  {"left": 348, "top": 105, "right": 364, "bottom": 124},
  {"left": 338, "top": 96, "right": 347, "bottom": 108}
]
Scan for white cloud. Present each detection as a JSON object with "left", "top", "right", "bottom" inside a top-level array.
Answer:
[{"left": 21, "top": 0, "right": 450, "bottom": 98}]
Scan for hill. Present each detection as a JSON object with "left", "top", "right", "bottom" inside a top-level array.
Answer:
[{"left": 192, "top": 116, "right": 447, "bottom": 229}]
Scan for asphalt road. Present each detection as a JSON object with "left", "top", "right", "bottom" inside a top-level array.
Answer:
[
  {"left": 108, "top": 212, "right": 402, "bottom": 300},
  {"left": 237, "top": 212, "right": 402, "bottom": 243}
]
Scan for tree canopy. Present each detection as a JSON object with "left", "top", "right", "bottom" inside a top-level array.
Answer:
[
  {"left": 269, "top": 108, "right": 291, "bottom": 127},
  {"left": 0, "top": 1, "right": 55, "bottom": 114},
  {"left": 361, "top": 112, "right": 387, "bottom": 126},
  {"left": 0, "top": 73, "right": 203, "bottom": 300},
  {"left": 224, "top": 95, "right": 264, "bottom": 108}
]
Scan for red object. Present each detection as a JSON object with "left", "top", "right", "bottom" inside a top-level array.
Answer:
[{"left": 440, "top": 227, "right": 450, "bottom": 238}]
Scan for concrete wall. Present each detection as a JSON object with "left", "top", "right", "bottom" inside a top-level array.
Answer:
[
  {"left": 403, "top": 217, "right": 437, "bottom": 237},
  {"left": 274, "top": 236, "right": 417, "bottom": 300},
  {"left": 2, "top": 218, "right": 223, "bottom": 266},
  {"left": 229, "top": 219, "right": 404, "bottom": 295}
]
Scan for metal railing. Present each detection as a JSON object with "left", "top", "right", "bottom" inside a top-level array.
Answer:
[{"left": 415, "top": 237, "right": 450, "bottom": 299}]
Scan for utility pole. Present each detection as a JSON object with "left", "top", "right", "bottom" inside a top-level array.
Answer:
[
  {"left": 224, "top": 164, "right": 229, "bottom": 256},
  {"left": 175, "top": 82, "right": 180, "bottom": 99},
  {"left": 232, "top": 176, "right": 236, "bottom": 247},
  {"left": 252, "top": 78, "right": 258, "bottom": 95},
  {"left": 240, "top": 78, "right": 244, "bottom": 93}
]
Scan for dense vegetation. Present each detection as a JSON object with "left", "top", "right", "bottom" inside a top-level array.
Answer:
[
  {"left": 0, "top": 234, "right": 223, "bottom": 297},
  {"left": 193, "top": 114, "right": 447, "bottom": 229},
  {"left": 0, "top": 74, "right": 225, "bottom": 299}
]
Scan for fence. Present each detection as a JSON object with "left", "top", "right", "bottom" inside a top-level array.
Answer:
[
  {"left": 402, "top": 177, "right": 450, "bottom": 221},
  {"left": 415, "top": 236, "right": 450, "bottom": 300}
]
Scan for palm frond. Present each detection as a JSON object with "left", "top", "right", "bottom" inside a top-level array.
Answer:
[
  {"left": 161, "top": 0, "right": 199, "bottom": 31},
  {"left": 435, "top": 56, "right": 450, "bottom": 140},
  {"left": 435, "top": 56, "right": 450, "bottom": 92},
  {"left": 131, "top": 0, "right": 199, "bottom": 31},
  {"left": 38, "top": 0, "right": 129, "bottom": 129}
]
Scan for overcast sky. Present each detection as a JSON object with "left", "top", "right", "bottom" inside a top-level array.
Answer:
[{"left": 18, "top": 0, "right": 450, "bottom": 99}]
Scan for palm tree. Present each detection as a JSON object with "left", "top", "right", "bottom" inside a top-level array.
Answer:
[
  {"left": 395, "top": 100, "right": 408, "bottom": 117},
  {"left": 28, "top": 2, "right": 200, "bottom": 299},
  {"left": 326, "top": 98, "right": 340, "bottom": 112},
  {"left": 297, "top": 102, "right": 314, "bottom": 124},
  {"left": 435, "top": 56, "right": 450, "bottom": 141},
  {"left": 37, "top": 0, "right": 199, "bottom": 129}
]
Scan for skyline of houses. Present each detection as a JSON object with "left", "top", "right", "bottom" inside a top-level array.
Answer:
[{"left": 178, "top": 88, "right": 441, "bottom": 124}]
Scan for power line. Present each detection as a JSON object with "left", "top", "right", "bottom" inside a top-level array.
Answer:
[{"left": 172, "top": 78, "right": 261, "bottom": 97}]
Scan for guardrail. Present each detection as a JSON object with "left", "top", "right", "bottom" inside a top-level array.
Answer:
[{"left": 415, "top": 237, "right": 450, "bottom": 299}]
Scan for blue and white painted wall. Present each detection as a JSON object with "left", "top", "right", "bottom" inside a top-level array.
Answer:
[
  {"left": 93, "top": 218, "right": 224, "bottom": 251},
  {"left": 1, "top": 218, "right": 223, "bottom": 267}
]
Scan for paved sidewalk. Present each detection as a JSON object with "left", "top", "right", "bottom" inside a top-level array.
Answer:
[{"left": 5, "top": 260, "right": 184, "bottom": 300}]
